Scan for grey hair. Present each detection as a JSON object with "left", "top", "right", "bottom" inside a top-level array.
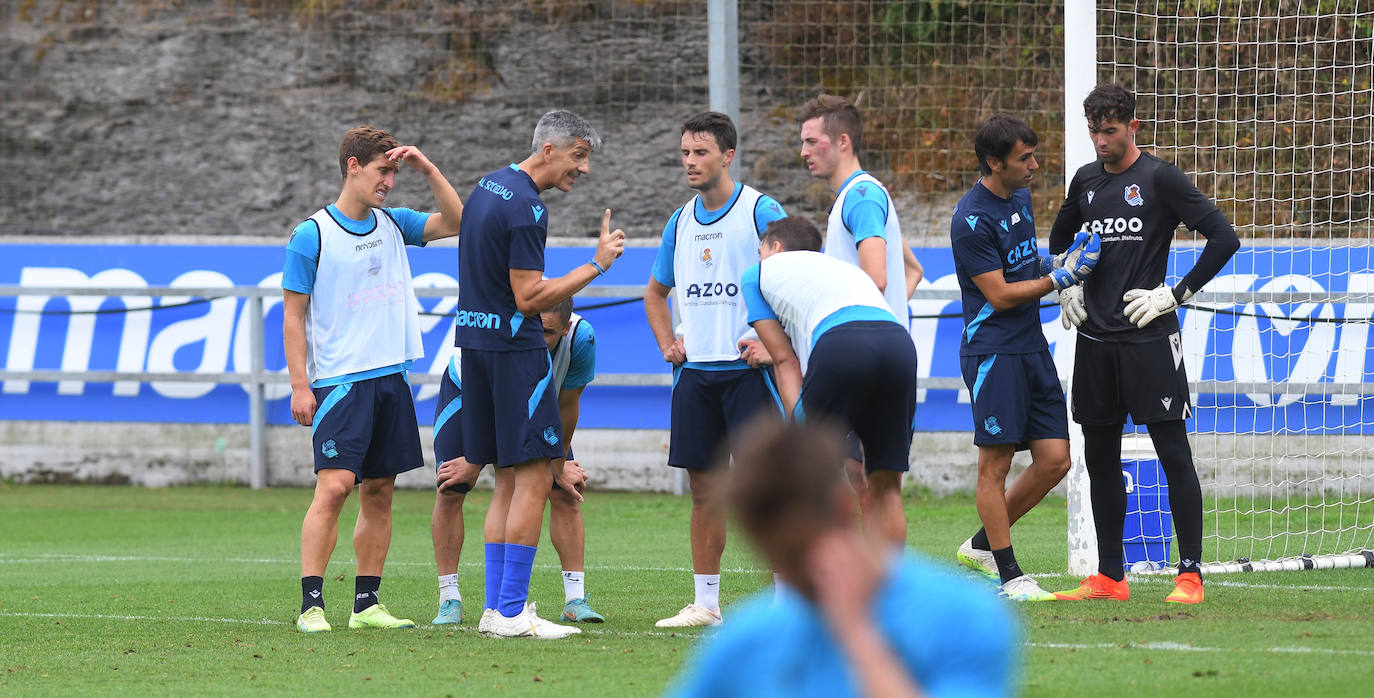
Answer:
[{"left": 530, "top": 110, "right": 602, "bottom": 155}]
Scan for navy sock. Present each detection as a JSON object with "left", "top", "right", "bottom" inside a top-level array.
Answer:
[
  {"left": 970, "top": 527, "right": 991, "bottom": 551},
  {"left": 1084, "top": 423, "right": 1127, "bottom": 582},
  {"left": 991, "top": 546, "right": 1024, "bottom": 584},
  {"left": 484, "top": 543, "right": 505, "bottom": 611},
  {"left": 301, "top": 576, "right": 324, "bottom": 614},
  {"left": 353, "top": 575, "right": 380, "bottom": 613},
  {"left": 498, "top": 543, "right": 537, "bottom": 618}
]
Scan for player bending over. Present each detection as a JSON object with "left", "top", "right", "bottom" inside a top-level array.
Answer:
[
  {"left": 429, "top": 297, "right": 604, "bottom": 627},
  {"left": 1050, "top": 84, "right": 1239, "bottom": 604},
  {"left": 285, "top": 126, "right": 464, "bottom": 633},
  {"left": 741, "top": 216, "right": 918, "bottom": 549},
  {"left": 949, "top": 114, "right": 1101, "bottom": 601}
]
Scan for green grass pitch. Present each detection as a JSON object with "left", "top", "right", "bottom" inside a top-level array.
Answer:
[{"left": 2, "top": 483, "right": 1372, "bottom": 696}]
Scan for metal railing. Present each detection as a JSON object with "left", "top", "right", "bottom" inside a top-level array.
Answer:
[{"left": 2, "top": 284, "right": 1370, "bottom": 488}]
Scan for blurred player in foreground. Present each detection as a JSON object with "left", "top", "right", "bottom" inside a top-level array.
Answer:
[
  {"left": 949, "top": 114, "right": 1099, "bottom": 601},
  {"left": 429, "top": 297, "right": 605, "bottom": 625},
  {"left": 666, "top": 417, "right": 1018, "bottom": 698},
  {"left": 644, "top": 111, "right": 786, "bottom": 628},
  {"left": 454, "top": 110, "right": 624, "bottom": 639},
  {"left": 284, "top": 126, "right": 464, "bottom": 633},
  {"left": 1049, "top": 84, "right": 1239, "bottom": 604}
]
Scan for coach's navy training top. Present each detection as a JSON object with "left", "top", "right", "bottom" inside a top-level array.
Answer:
[
  {"left": 454, "top": 164, "right": 549, "bottom": 352},
  {"left": 950, "top": 183, "right": 1048, "bottom": 356}
]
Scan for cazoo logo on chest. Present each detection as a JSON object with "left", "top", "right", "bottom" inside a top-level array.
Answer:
[{"left": 685, "top": 281, "right": 739, "bottom": 298}]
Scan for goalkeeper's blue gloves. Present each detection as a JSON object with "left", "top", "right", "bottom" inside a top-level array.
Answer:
[{"left": 1040, "top": 231, "right": 1102, "bottom": 291}]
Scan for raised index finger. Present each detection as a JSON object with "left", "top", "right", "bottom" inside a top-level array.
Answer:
[{"left": 601, "top": 209, "right": 612, "bottom": 235}]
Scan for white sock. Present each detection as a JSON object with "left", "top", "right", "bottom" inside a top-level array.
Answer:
[
  {"left": 561, "top": 570, "right": 585, "bottom": 603},
  {"left": 693, "top": 574, "right": 721, "bottom": 611},
  {"left": 438, "top": 573, "right": 461, "bottom": 603},
  {"left": 773, "top": 573, "right": 789, "bottom": 604}
]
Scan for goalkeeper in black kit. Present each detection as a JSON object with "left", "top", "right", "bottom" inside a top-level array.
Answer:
[{"left": 1049, "top": 84, "right": 1240, "bottom": 604}]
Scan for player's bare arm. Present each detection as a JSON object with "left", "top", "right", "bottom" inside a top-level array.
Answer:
[
  {"left": 856, "top": 236, "right": 889, "bottom": 292},
  {"left": 282, "top": 289, "right": 315, "bottom": 426},
  {"left": 386, "top": 145, "right": 464, "bottom": 242},
  {"left": 643, "top": 278, "right": 686, "bottom": 364},
  {"left": 901, "top": 242, "right": 923, "bottom": 300},
  {"left": 512, "top": 209, "right": 625, "bottom": 315},
  {"left": 553, "top": 386, "right": 588, "bottom": 500},
  {"left": 752, "top": 318, "right": 801, "bottom": 414},
  {"left": 969, "top": 268, "right": 1055, "bottom": 312}
]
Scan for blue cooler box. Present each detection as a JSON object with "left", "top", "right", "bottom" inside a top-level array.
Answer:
[{"left": 1121, "top": 439, "right": 1172, "bottom": 568}]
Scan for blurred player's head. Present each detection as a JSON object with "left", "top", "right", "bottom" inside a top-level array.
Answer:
[
  {"left": 680, "top": 111, "right": 737, "bottom": 193},
  {"left": 338, "top": 126, "right": 401, "bottom": 207},
  {"left": 1083, "top": 84, "right": 1141, "bottom": 169},
  {"left": 798, "top": 94, "right": 862, "bottom": 180},
  {"left": 759, "top": 216, "right": 823, "bottom": 258},
  {"left": 975, "top": 115, "right": 1039, "bottom": 192},
  {"left": 530, "top": 110, "right": 602, "bottom": 192},
  {"left": 728, "top": 416, "right": 853, "bottom": 598},
  {"left": 539, "top": 296, "right": 575, "bottom": 354}
]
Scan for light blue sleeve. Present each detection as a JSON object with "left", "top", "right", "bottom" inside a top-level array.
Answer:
[
  {"left": 650, "top": 208, "right": 683, "bottom": 287},
  {"left": 562, "top": 320, "right": 597, "bottom": 390},
  {"left": 753, "top": 195, "right": 787, "bottom": 237},
  {"left": 841, "top": 181, "right": 890, "bottom": 245},
  {"left": 385, "top": 207, "right": 433, "bottom": 246},
  {"left": 741, "top": 264, "right": 776, "bottom": 324},
  {"left": 282, "top": 220, "right": 320, "bottom": 294}
]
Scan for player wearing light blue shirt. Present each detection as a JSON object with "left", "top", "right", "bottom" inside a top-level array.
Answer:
[
  {"left": 429, "top": 298, "right": 606, "bottom": 627},
  {"left": 742, "top": 216, "right": 917, "bottom": 548},
  {"left": 283, "top": 126, "right": 464, "bottom": 634},
  {"left": 644, "top": 111, "right": 788, "bottom": 629},
  {"left": 667, "top": 419, "right": 1018, "bottom": 698}
]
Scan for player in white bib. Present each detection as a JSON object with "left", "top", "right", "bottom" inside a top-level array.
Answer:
[
  {"left": 741, "top": 216, "right": 919, "bottom": 549},
  {"left": 283, "top": 126, "right": 464, "bottom": 634},
  {"left": 796, "top": 94, "right": 925, "bottom": 530},
  {"left": 644, "top": 111, "right": 787, "bottom": 628}
]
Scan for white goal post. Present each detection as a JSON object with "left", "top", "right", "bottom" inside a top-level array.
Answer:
[{"left": 1063, "top": 0, "right": 1374, "bottom": 576}]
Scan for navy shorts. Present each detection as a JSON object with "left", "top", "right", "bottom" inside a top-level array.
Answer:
[
  {"left": 433, "top": 355, "right": 465, "bottom": 464},
  {"left": 459, "top": 347, "right": 564, "bottom": 468},
  {"left": 799, "top": 321, "right": 917, "bottom": 473},
  {"left": 668, "top": 366, "right": 781, "bottom": 470},
  {"left": 1072, "top": 332, "right": 1192, "bottom": 425},
  {"left": 960, "top": 349, "right": 1069, "bottom": 449},
  {"left": 310, "top": 371, "right": 423, "bottom": 483}
]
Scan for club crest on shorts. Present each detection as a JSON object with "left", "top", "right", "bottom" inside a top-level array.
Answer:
[
  {"left": 543, "top": 426, "right": 560, "bottom": 446},
  {"left": 1124, "top": 184, "right": 1144, "bottom": 207},
  {"left": 983, "top": 416, "right": 1002, "bottom": 436},
  {"left": 321, "top": 439, "right": 339, "bottom": 458},
  {"left": 700, "top": 247, "right": 713, "bottom": 268}
]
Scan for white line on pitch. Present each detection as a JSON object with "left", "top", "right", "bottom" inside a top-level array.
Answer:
[
  {"left": 0, "top": 611, "right": 286, "bottom": 626},
  {"left": 0, "top": 553, "right": 767, "bottom": 575},
  {"left": 1031, "top": 641, "right": 1374, "bottom": 657}
]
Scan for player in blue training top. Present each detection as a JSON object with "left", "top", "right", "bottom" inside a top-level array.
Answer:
[
  {"left": 643, "top": 111, "right": 787, "bottom": 628},
  {"left": 666, "top": 418, "right": 1019, "bottom": 698},
  {"left": 797, "top": 94, "right": 925, "bottom": 544},
  {"left": 741, "top": 216, "right": 918, "bottom": 547},
  {"left": 283, "top": 126, "right": 464, "bottom": 634},
  {"left": 455, "top": 109, "right": 625, "bottom": 639},
  {"left": 1049, "top": 85, "right": 1239, "bottom": 605},
  {"left": 948, "top": 114, "right": 1100, "bottom": 602},
  {"left": 429, "top": 296, "right": 606, "bottom": 626}
]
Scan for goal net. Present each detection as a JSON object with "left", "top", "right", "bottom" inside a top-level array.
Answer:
[{"left": 1066, "top": 1, "right": 1374, "bottom": 575}]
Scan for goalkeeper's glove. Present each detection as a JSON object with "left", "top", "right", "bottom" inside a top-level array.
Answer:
[
  {"left": 1059, "top": 285, "right": 1086, "bottom": 329},
  {"left": 1122, "top": 284, "right": 1194, "bottom": 328},
  {"left": 1042, "top": 231, "right": 1102, "bottom": 291}
]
